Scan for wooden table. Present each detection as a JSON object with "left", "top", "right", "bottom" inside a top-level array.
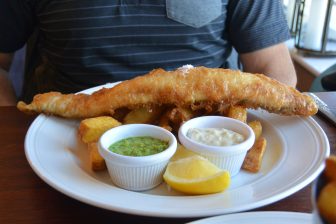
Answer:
[{"left": 1, "top": 92, "right": 335, "bottom": 223}]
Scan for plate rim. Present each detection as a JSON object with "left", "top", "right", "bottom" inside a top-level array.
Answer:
[
  {"left": 23, "top": 85, "right": 330, "bottom": 218},
  {"left": 187, "top": 211, "right": 312, "bottom": 223}
]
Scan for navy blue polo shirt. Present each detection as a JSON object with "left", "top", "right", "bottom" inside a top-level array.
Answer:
[{"left": 0, "top": 0, "right": 290, "bottom": 102}]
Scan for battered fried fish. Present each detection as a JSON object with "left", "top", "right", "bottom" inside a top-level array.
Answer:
[{"left": 17, "top": 66, "right": 318, "bottom": 118}]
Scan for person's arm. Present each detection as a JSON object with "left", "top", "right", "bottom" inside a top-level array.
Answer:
[
  {"left": 0, "top": 53, "right": 17, "bottom": 106},
  {"left": 239, "top": 43, "right": 297, "bottom": 87}
]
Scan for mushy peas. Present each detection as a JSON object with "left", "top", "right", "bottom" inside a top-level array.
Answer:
[{"left": 109, "top": 136, "right": 169, "bottom": 156}]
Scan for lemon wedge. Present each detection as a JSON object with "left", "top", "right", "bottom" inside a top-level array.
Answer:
[
  {"left": 163, "top": 155, "right": 230, "bottom": 195},
  {"left": 170, "top": 144, "right": 198, "bottom": 161}
]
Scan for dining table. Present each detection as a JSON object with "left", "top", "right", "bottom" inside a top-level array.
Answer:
[{"left": 0, "top": 92, "right": 335, "bottom": 224}]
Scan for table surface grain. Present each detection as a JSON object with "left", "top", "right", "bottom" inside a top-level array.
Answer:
[{"left": 0, "top": 92, "right": 335, "bottom": 224}]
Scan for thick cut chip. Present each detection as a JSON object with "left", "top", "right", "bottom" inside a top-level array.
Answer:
[
  {"left": 78, "top": 116, "right": 121, "bottom": 143},
  {"left": 88, "top": 142, "right": 106, "bottom": 171},
  {"left": 227, "top": 106, "right": 247, "bottom": 123},
  {"left": 242, "top": 137, "right": 267, "bottom": 173},
  {"left": 248, "top": 120, "right": 262, "bottom": 140},
  {"left": 123, "top": 106, "right": 163, "bottom": 124}
]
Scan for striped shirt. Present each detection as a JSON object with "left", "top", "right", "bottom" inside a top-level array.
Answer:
[{"left": 0, "top": 0, "right": 290, "bottom": 102}]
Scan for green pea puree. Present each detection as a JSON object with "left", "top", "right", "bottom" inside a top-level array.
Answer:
[{"left": 109, "top": 136, "right": 169, "bottom": 156}]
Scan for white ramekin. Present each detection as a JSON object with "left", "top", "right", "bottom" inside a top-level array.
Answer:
[
  {"left": 178, "top": 116, "right": 255, "bottom": 176},
  {"left": 98, "top": 124, "right": 177, "bottom": 191}
]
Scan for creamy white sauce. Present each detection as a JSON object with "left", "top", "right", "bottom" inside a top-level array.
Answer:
[{"left": 186, "top": 128, "right": 244, "bottom": 146}]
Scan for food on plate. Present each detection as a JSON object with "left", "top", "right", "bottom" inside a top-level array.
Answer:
[
  {"left": 158, "top": 109, "right": 174, "bottom": 131},
  {"left": 78, "top": 116, "right": 121, "bottom": 143},
  {"left": 88, "top": 143, "right": 106, "bottom": 171},
  {"left": 227, "top": 105, "right": 247, "bottom": 123},
  {"left": 19, "top": 65, "right": 317, "bottom": 191},
  {"left": 324, "top": 155, "right": 336, "bottom": 181},
  {"left": 158, "top": 107, "right": 195, "bottom": 132},
  {"left": 163, "top": 155, "right": 230, "bottom": 194},
  {"left": 242, "top": 120, "right": 265, "bottom": 172},
  {"left": 108, "top": 136, "right": 169, "bottom": 156},
  {"left": 98, "top": 123, "right": 177, "bottom": 191},
  {"left": 315, "top": 155, "right": 336, "bottom": 223},
  {"left": 186, "top": 127, "right": 245, "bottom": 146},
  {"left": 78, "top": 107, "right": 267, "bottom": 176},
  {"left": 242, "top": 137, "right": 267, "bottom": 173},
  {"left": 17, "top": 66, "right": 318, "bottom": 119},
  {"left": 178, "top": 116, "right": 255, "bottom": 176},
  {"left": 78, "top": 116, "right": 121, "bottom": 171},
  {"left": 170, "top": 144, "right": 198, "bottom": 162},
  {"left": 317, "top": 181, "right": 336, "bottom": 223},
  {"left": 248, "top": 120, "right": 262, "bottom": 140},
  {"left": 123, "top": 106, "right": 163, "bottom": 124}
]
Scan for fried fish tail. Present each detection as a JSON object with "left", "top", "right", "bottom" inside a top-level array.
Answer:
[
  {"left": 102, "top": 67, "right": 317, "bottom": 116},
  {"left": 17, "top": 66, "right": 318, "bottom": 118},
  {"left": 17, "top": 92, "right": 110, "bottom": 118}
]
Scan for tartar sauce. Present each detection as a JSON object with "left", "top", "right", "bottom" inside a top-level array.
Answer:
[{"left": 186, "top": 128, "right": 244, "bottom": 146}]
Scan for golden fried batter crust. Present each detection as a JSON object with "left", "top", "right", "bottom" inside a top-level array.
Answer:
[{"left": 17, "top": 66, "right": 318, "bottom": 118}]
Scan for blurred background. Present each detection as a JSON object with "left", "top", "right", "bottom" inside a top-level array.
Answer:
[
  {"left": 283, "top": 0, "right": 336, "bottom": 92},
  {"left": 8, "top": 0, "right": 336, "bottom": 98}
]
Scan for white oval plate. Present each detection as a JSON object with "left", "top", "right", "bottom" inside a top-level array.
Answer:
[
  {"left": 188, "top": 211, "right": 312, "bottom": 224},
  {"left": 24, "top": 84, "right": 330, "bottom": 218}
]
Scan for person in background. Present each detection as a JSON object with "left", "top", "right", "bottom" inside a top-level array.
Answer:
[{"left": 0, "top": 0, "right": 296, "bottom": 106}]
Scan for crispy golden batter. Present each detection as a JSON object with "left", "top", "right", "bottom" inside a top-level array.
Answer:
[{"left": 17, "top": 66, "right": 318, "bottom": 118}]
